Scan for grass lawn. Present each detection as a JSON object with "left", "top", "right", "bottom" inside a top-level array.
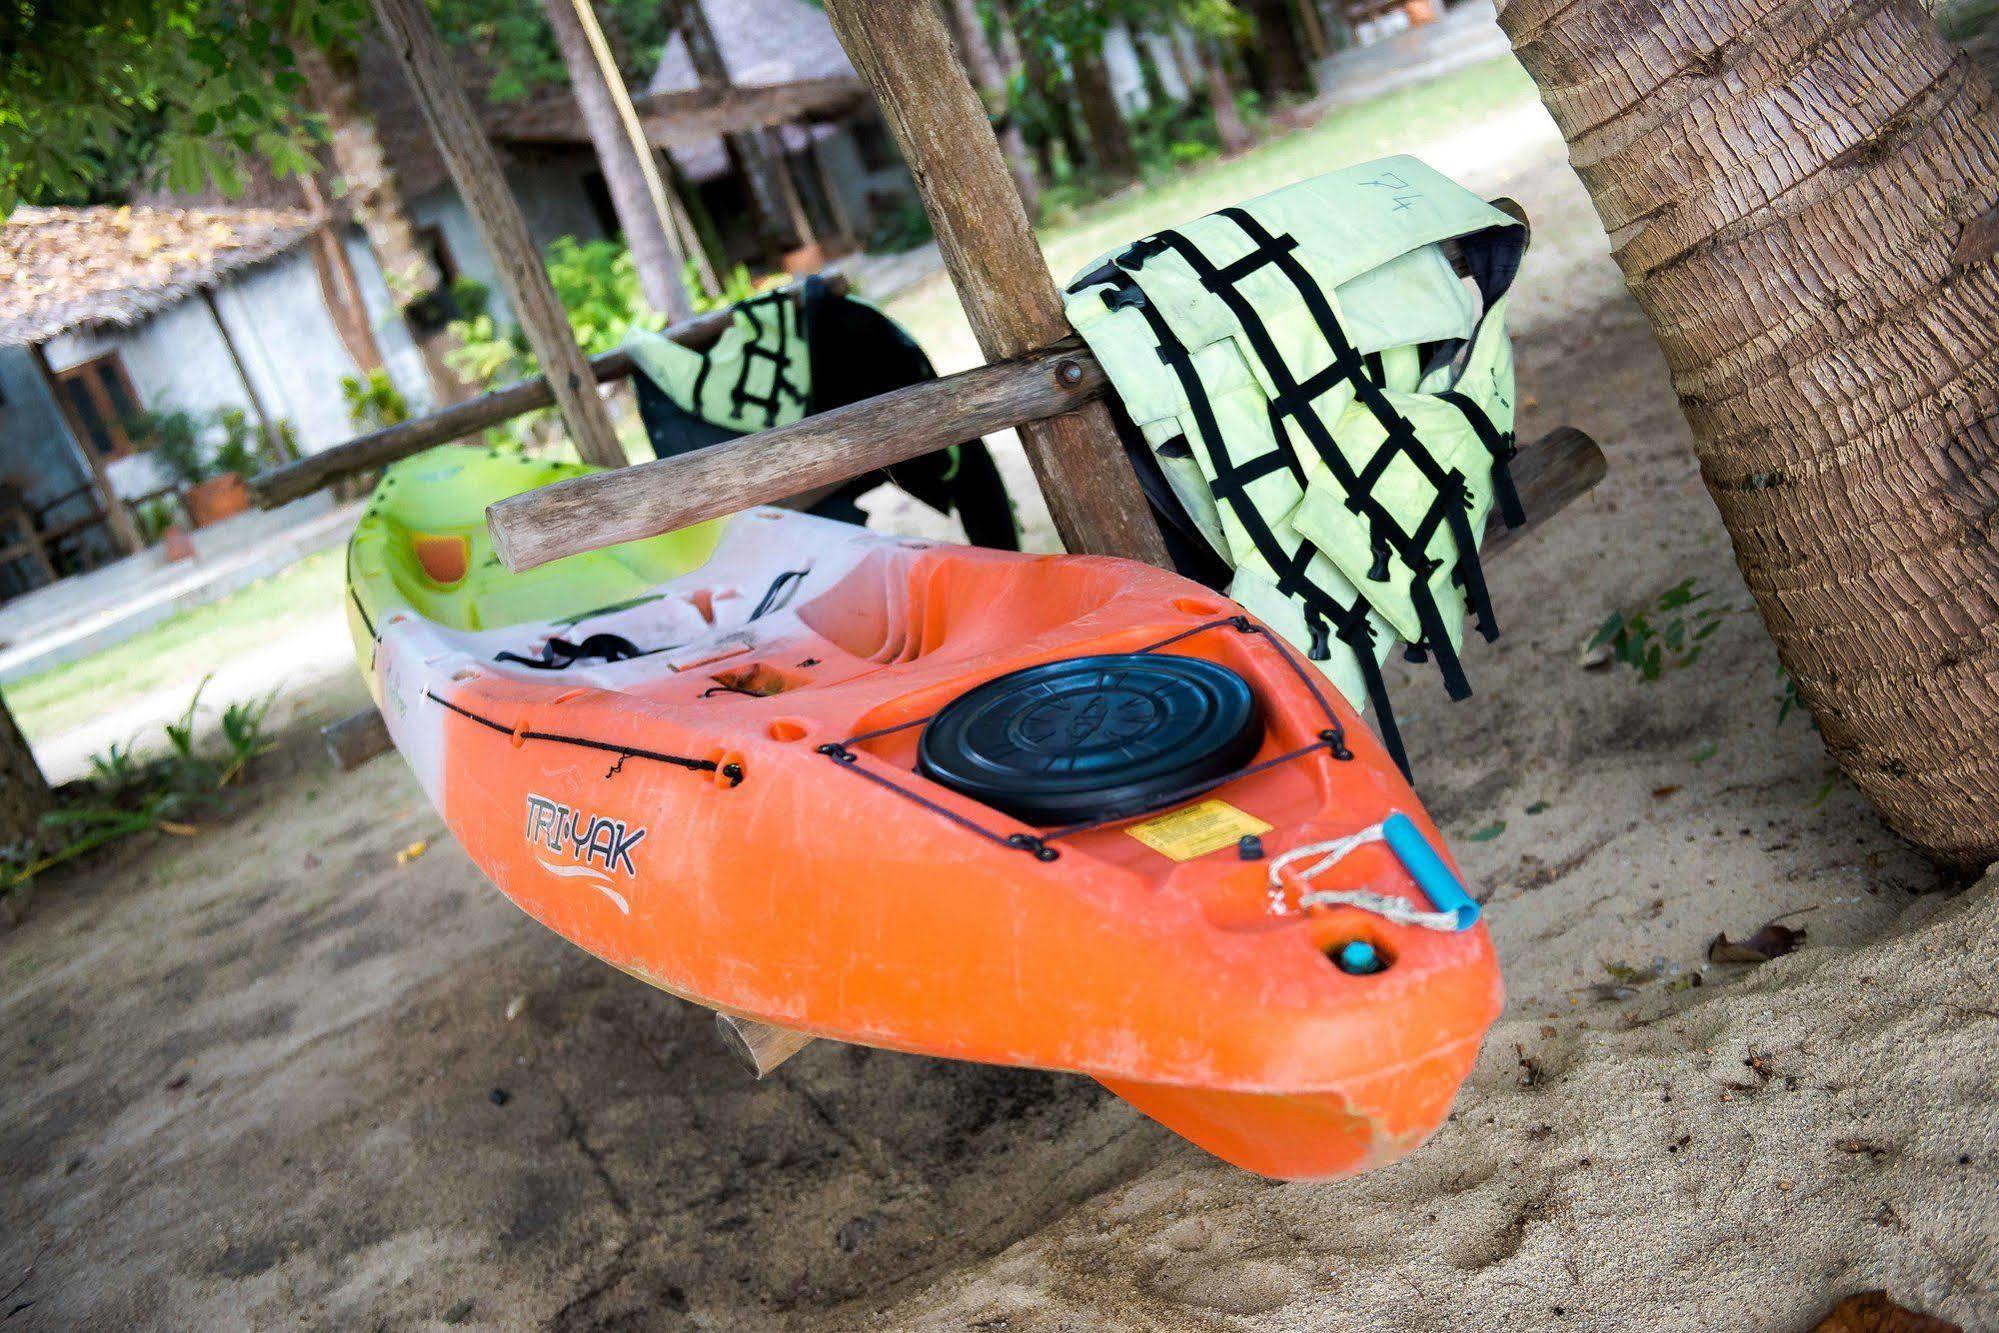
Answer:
[
  {"left": 3, "top": 548, "right": 345, "bottom": 743},
  {"left": 882, "top": 55, "right": 1540, "bottom": 352}
]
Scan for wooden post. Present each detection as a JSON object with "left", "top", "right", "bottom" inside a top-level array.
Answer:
[
  {"left": 715, "top": 1012, "right": 816, "bottom": 1077},
  {"left": 661, "top": 153, "right": 723, "bottom": 298},
  {"left": 822, "top": 0, "right": 1169, "bottom": 567},
  {"left": 545, "top": 0, "right": 696, "bottom": 321},
  {"left": 372, "top": 0, "right": 628, "bottom": 469},
  {"left": 322, "top": 710, "right": 394, "bottom": 771},
  {"left": 29, "top": 343, "right": 143, "bottom": 556},
  {"left": 300, "top": 174, "right": 389, "bottom": 377},
  {"left": 760, "top": 127, "right": 819, "bottom": 252},
  {"left": 200, "top": 288, "right": 292, "bottom": 465},
  {"left": 805, "top": 133, "right": 858, "bottom": 247}
]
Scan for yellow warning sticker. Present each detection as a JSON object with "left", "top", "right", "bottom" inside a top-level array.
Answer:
[{"left": 1126, "top": 800, "right": 1272, "bottom": 862}]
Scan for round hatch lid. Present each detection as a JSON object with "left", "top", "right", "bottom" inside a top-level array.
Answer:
[{"left": 917, "top": 654, "right": 1263, "bottom": 826}]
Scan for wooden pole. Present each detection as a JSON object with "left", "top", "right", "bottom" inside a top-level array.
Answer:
[
  {"left": 200, "top": 288, "right": 292, "bottom": 465},
  {"left": 805, "top": 133, "right": 858, "bottom": 247},
  {"left": 30, "top": 343, "right": 143, "bottom": 556},
  {"left": 759, "top": 127, "right": 819, "bottom": 252},
  {"left": 487, "top": 338, "right": 1108, "bottom": 571},
  {"left": 371, "top": 0, "right": 628, "bottom": 469},
  {"left": 821, "top": 0, "right": 1169, "bottom": 567},
  {"left": 714, "top": 422, "right": 1610, "bottom": 1076},
  {"left": 715, "top": 1012, "right": 816, "bottom": 1077},
  {"left": 546, "top": 0, "right": 695, "bottom": 320},
  {"left": 248, "top": 274, "right": 850, "bottom": 509},
  {"left": 661, "top": 151, "right": 723, "bottom": 298},
  {"left": 299, "top": 174, "right": 389, "bottom": 377}
]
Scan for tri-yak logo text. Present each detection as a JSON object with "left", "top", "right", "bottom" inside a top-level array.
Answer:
[{"left": 524, "top": 795, "right": 647, "bottom": 913}]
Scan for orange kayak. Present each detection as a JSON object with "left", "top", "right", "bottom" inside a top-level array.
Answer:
[{"left": 352, "top": 448, "right": 1502, "bottom": 1179}]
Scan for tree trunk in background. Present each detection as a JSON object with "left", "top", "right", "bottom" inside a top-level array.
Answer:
[
  {"left": 1009, "top": 8, "right": 1086, "bottom": 178},
  {"left": 539, "top": 0, "right": 693, "bottom": 320},
  {"left": 1499, "top": 0, "right": 1999, "bottom": 870},
  {"left": 945, "top": 0, "right": 1040, "bottom": 216},
  {"left": 1202, "top": 40, "right": 1255, "bottom": 154},
  {"left": 669, "top": 0, "right": 800, "bottom": 253},
  {"left": 298, "top": 45, "right": 473, "bottom": 406},
  {"left": 1240, "top": 0, "right": 1316, "bottom": 96},
  {"left": 1072, "top": 47, "right": 1138, "bottom": 182},
  {"left": 0, "top": 695, "right": 52, "bottom": 855}
]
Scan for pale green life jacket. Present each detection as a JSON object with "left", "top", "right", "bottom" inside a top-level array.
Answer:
[
  {"left": 1063, "top": 154, "right": 1528, "bottom": 770},
  {"left": 624, "top": 288, "right": 811, "bottom": 434}
]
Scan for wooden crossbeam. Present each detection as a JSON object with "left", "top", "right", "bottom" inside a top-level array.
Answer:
[
  {"left": 488, "top": 338, "right": 1108, "bottom": 570},
  {"left": 321, "top": 710, "right": 393, "bottom": 771},
  {"left": 704, "top": 421, "right": 1608, "bottom": 1078}
]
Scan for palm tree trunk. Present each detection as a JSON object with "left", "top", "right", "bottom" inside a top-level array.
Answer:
[
  {"left": 539, "top": 0, "right": 693, "bottom": 320},
  {"left": 1072, "top": 45, "right": 1138, "bottom": 182},
  {"left": 1202, "top": 39, "right": 1255, "bottom": 154},
  {"left": 298, "top": 44, "right": 474, "bottom": 405},
  {"left": 945, "top": 0, "right": 1041, "bottom": 216},
  {"left": 1498, "top": 0, "right": 1999, "bottom": 869}
]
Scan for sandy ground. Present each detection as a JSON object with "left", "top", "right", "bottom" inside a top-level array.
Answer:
[{"left": 4, "top": 105, "right": 1997, "bottom": 1331}]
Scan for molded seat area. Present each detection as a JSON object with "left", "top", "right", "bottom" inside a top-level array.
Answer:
[{"left": 349, "top": 448, "right": 724, "bottom": 632}]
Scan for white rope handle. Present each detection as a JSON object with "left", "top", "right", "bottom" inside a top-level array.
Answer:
[{"left": 1267, "top": 820, "right": 1465, "bottom": 932}]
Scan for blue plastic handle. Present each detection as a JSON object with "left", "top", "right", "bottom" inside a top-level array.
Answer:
[{"left": 1381, "top": 812, "right": 1480, "bottom": 931}]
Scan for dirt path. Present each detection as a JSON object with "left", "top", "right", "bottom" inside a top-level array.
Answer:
[{"left": 3, "top": 110, "right": 1995, "bottom": 1331}]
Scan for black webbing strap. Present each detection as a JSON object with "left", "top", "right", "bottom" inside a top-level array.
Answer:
[
  {"left": 1095, "top": 277, "right": 1413, "bottom": 778},
  {"left": 724, "top": 291, "right": 806, "bottom": 430},
  {"left": 1439, "top": 389, "right": 1525, "bottom": 529},
  {"left": 494, "top": 633, "right": 650, "bottom": 671},
  {"left": 1115, "top": 209, "right": 1511, "bottom": 722}
]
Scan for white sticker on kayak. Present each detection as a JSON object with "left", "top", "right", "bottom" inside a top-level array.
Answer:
[{"left": 526, "top": 794, "right": 646, "bottom": 913}]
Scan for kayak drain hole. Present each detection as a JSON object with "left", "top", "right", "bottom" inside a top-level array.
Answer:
[
  {"left": 1328, "top": 938, "right": 1392, "bottom": 976},
  {"left": 1174, "top": 596, "right": 1228, "bottom": 617},
  {"left": 766, "top": 720, "right": 808, "bottom": 742}
]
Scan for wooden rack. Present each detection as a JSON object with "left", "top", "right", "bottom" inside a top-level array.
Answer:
[{"left": 263, "top": 0, "right": 1608, "bottom": 1074}]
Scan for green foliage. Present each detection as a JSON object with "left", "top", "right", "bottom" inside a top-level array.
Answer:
[
  {"left": 865, "top": 197, "right": 936, "bottom": 254},
  {"left": 426, "top": 0, "right": 674, "bottom": 104},
  {"left": 128, "top": 403, "right": 295, "bottom": 483},
  {"left": 135, "top": 498, "right": 184, "bottom": 545},
  {"left": 130, "top": 406, "right": 209, "bottom": 487},
  {"left": 1937, "top": 0, "right": 1999, "bottom": 41},
  {"left": 341, "top": 369, "right": 413, "bottom": 432},
  {"left": 0, "top": 0, "right": 366, "bottom": 215},
  {"left": 545, "top": 236, "right": 665, "bottom": 354},
  {"left": 1588, "top": 578, "right": 1730, "bottom": 682},
  {"left": 3, "top": 676, "right": 279, "bottom": 896},
  {"left": 687, "top": 262, "right": 767, "bottom": 316},
  {"left": 1012, "top": 0, "right": 1245, "bottom": 57},
  {"left": 219, "top": 693, "right": 277, "bottom": 785},
  {"left": 210, "top": 408, "right": 264, "bottom": 476}
]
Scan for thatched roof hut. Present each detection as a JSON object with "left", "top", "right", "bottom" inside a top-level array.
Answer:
[{"left": 0, "top": 206, "right": 315, "bottom": 348}]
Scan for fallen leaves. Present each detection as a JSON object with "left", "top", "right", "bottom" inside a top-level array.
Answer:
[
  {"left": 396, "top": 840, "right": 428, "bottom": 866},
  {"left": 1466, "top": 820, "right": 1507, "bottom": 842},
  {"left": 1709, "top": 919, "right": 1807, "bottom": 964}
]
